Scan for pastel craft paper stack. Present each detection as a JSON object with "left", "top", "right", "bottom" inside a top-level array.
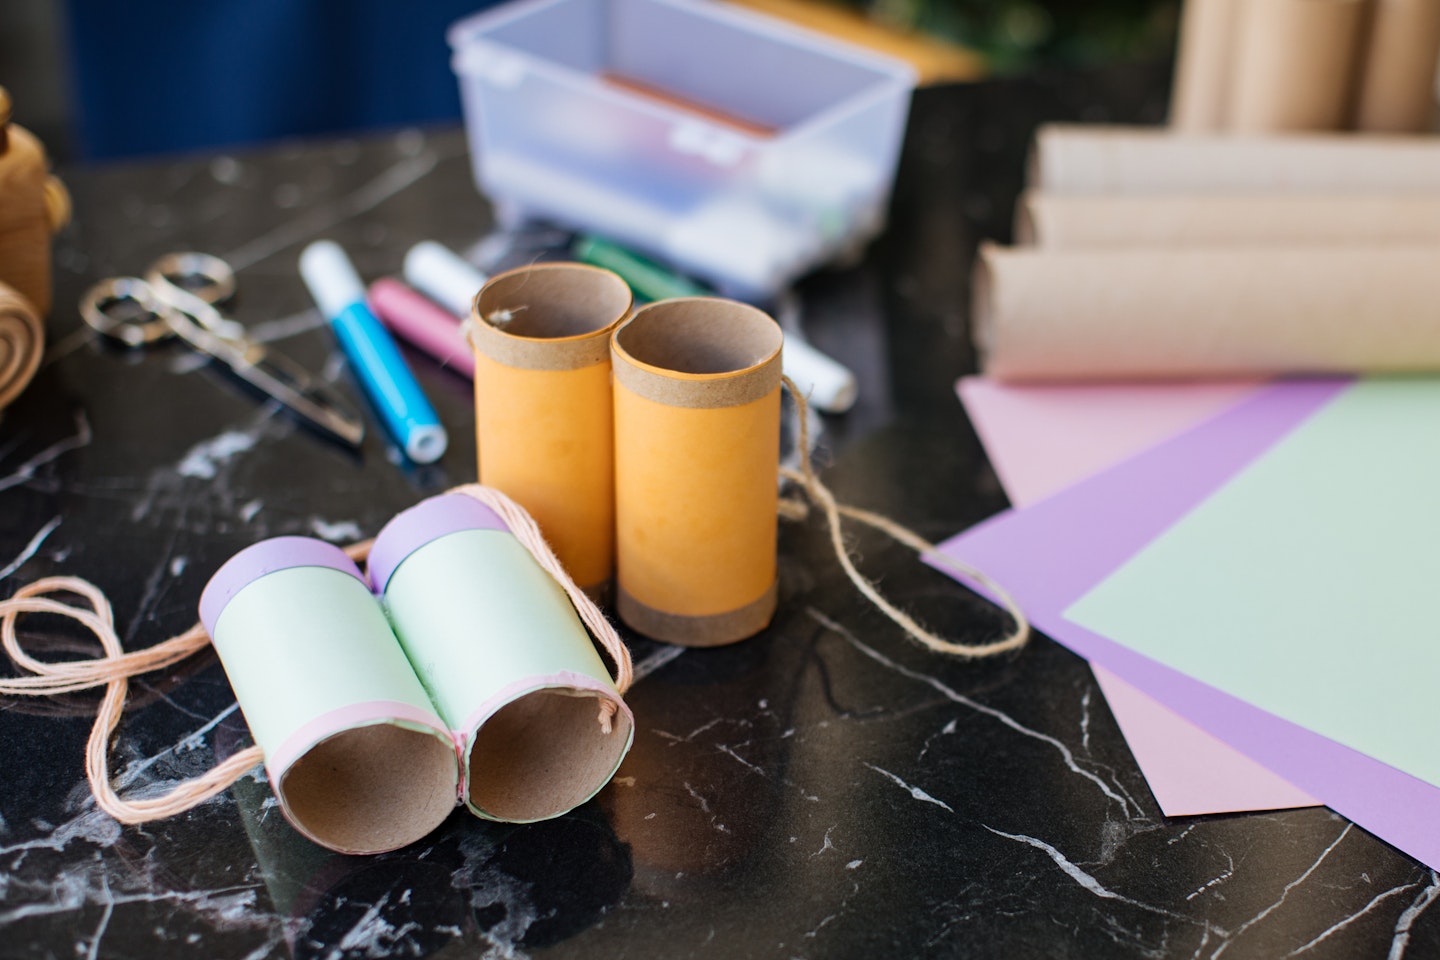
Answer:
[
  {"left": 936, "top": 377, "right": 1440, "bottom": 872},
  {"left": 955, "top": 377, "right": 1317, "bottom": 816}
]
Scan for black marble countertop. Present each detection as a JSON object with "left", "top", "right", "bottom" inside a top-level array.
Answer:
[{"left": 3, "top": 66, "right": 1437, "bottom": 960}]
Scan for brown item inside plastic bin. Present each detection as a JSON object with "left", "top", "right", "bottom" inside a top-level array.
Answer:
[
  {"left": 467, "top": 687, "right": 633, "bottom": 822},
  {"left": 599, "top": 71, "right": 778, "bottom": 138},
  {"left": 277, "top": 722, "right": 458, "bottom": 855}
]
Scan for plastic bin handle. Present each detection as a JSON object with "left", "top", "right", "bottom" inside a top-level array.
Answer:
[{"left": 668, "top": 120, "right": 749, "bottom": 167}]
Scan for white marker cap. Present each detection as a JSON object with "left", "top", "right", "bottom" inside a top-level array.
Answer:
[
  {"left": 783, "top": 336, "right": 858, "bottom": 414},
  {"left": 299, "top": 240, "right": 366, "bottom": 320},
  {"left": 403, "top": 241, "right": 488, "bottom": 319}
]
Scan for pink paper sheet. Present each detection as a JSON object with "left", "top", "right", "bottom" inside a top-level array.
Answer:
[
  {"left": 942, "top": 379, "right": 1440, "bottom": 873},
  {"left": 958, "top": 377, "right": 1317, "bottom": 816}
]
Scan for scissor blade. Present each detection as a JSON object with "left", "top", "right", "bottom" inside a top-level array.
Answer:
[{"left": 228, "top": 347, "right": 367, "bottom": 448}]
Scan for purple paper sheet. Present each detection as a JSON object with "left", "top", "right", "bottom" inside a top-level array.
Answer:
[{"left": 937, "top": 378, "right": 1440, "bottom": 871}]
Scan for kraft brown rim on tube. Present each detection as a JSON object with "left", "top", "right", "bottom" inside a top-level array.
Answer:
[
  {"left": 611, "top": 298, "right": 784, "bottom": 646},
  {"left": 471, "top": 263, "right": 632, "bottom": 598}
]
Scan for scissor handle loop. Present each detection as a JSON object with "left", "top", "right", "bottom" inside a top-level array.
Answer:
[
  {"left": 143, "top": 252, "right": 236, "bottom": 308},
  {"left": 78, "top": 276, "right": 176, "bottom": 347}
]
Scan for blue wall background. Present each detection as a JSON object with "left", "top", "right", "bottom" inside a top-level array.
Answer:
[{"left": 67, "top": 0, "right": 496, "bottom": 159}]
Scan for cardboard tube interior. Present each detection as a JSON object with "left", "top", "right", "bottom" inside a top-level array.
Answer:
[
  {"left": 0, "top": 280, "right": 42, "bottom": 411},
  {"left": 615, "top": 298, "right": 783, "bottom": 379},
  {"left": 277, "top": 723, "right": 459, "bottom": 855},
  {"left": 467, "top": 687, "right": 633, "bottom": 822},
  {"left": 475, "top": 263, "right": 632, "bottom": 342}
]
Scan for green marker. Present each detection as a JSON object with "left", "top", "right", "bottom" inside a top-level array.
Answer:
[
  {"left": 573, "top": 233, "right": 708, "bottom": 302},
  {"left": 574, "top": 232, "right": 860, "bottom": 412}
]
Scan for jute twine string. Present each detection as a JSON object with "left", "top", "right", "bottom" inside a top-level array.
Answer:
[
  {"left": 780, "top": 375, "right": 1030, "bottom": 658},
  {"left": 451, "top": 482, "right": 633, "bottom": 729},
  {"left": 0, "top": 485, "right": 630, "bottom": 825}
]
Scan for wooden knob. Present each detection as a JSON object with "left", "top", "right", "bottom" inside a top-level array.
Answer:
[{"left": 44, "top": 176, "right": 71, "bottom": 232}]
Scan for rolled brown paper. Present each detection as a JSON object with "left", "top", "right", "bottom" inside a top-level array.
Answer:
[
  {"left": 1017, "top": 191, "right": 1440, "bottom": 247},
  {"left": 1169, "top": 0, "right": 1240, "bottom": 131},
  {"left": 471, "top": 263, "right": 633, "bottom": 597},
  {"left": 974, "top": 242, "right": 1440, "bottom": 381},
  {"left": 1227, "top": 0, "right": 1367, "bottom": 131},
  {"left": 1352, "top": 0, "right": 1440, "bottom": 133},
  {"left": 0, "top": 280, "right": 42, "bottom": 411},
  {"left": 1031, "top": 124, "right": 1440, "bottom": 194},
  {"left": 611, "top": 298, "right": 783, "bottom": 646}
]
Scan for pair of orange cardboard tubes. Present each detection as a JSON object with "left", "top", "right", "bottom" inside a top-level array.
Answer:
[{"left": 471, "top": 263, "right": 784, "bottom": 648}]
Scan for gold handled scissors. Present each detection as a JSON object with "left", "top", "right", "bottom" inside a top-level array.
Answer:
[{"left": 79, "top": 252, "right": 365, "bottom": 448}]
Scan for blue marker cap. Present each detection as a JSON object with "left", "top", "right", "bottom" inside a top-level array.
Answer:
[{"left": 299, "top": 240, "right": 448, "bottom": 463}]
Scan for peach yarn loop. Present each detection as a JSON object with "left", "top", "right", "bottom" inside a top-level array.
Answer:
[{"left": 0, "top": 484, "right": 632, "bottom": 827}]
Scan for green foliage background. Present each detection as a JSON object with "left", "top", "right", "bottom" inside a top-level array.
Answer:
[{"left": 856, "top": 0, "right": 1180, "bottom": 71}]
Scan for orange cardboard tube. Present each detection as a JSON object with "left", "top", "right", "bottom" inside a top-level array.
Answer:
[
  {"left": 974, "top": 241, "right": 1440, "bottom": 382},
  {"left": 1227, "top": 0, "right": 1367, "bottom": 132},
  {"left": 1352, "top": 0, "right": 1440, "bottom": 132},
  {"left": 1169, "top": 0, "right": 1240, "bottom": 131},
  {"left": 611, "top": 298, "right": 784, "bottom": 646},
  {"left": 471, "top": 263, "right": 633, "bottom": 596},
  {"left": 1030, "top": 124, "right": 1440, "bottom": 194},
  {"left": 1017, "top": 191, "right": 1440, "bottom": 247}
]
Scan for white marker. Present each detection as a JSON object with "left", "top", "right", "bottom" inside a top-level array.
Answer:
[{"left": 402, "top": 241, "right": 489, "bottom": 319}]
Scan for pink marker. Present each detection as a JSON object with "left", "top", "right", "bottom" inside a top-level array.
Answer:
[{"left": 367, "top": 277, "right": 476, "bottom": 379}]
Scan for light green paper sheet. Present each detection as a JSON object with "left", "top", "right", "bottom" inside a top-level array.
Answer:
[
  {"left": 382, "top": 529, "right": 617, "bottom": 732},
  {"left": 1066, "top": 377, "right": 1440, "bottom": 792}
]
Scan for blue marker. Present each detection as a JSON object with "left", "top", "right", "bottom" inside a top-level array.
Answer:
[{"left": 299, "top": 240, "right": 448, "bottom": 464}]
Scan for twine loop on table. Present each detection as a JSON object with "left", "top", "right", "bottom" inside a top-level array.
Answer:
[
  {"left": 0, "top": 576, "right": 263, "bottom": 823},
  {"left": 780, "top": 375, "right": 1031, "bottom": 659}
]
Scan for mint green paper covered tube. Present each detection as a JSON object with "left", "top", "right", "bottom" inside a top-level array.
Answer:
[
  {"left": 369, "top": 493, "right": 634, "bottom": 822},
  {"left": 200, "top": 537, "right": 459, "bottom": 855}
]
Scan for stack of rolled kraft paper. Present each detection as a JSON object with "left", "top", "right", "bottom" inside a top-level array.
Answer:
[
  {"left": 973, "top": 0, "right": 1440, "bottom": 384},
  {"left": 1172, "top": 0, "right": 1440, "bottom": 134}
]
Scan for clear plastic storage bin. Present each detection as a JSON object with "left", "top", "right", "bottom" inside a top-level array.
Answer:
[{"left": 448, "top": 0, "right": 916, "bottom": 299}]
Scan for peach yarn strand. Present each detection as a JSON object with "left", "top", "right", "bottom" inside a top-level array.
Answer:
[{"left": 0, "top": 576, "right": 263, "bottom": 822}]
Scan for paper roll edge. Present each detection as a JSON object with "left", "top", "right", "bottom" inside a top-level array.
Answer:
[{"left": 0, "top": 280, "right": 43, "bottom": 412}]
